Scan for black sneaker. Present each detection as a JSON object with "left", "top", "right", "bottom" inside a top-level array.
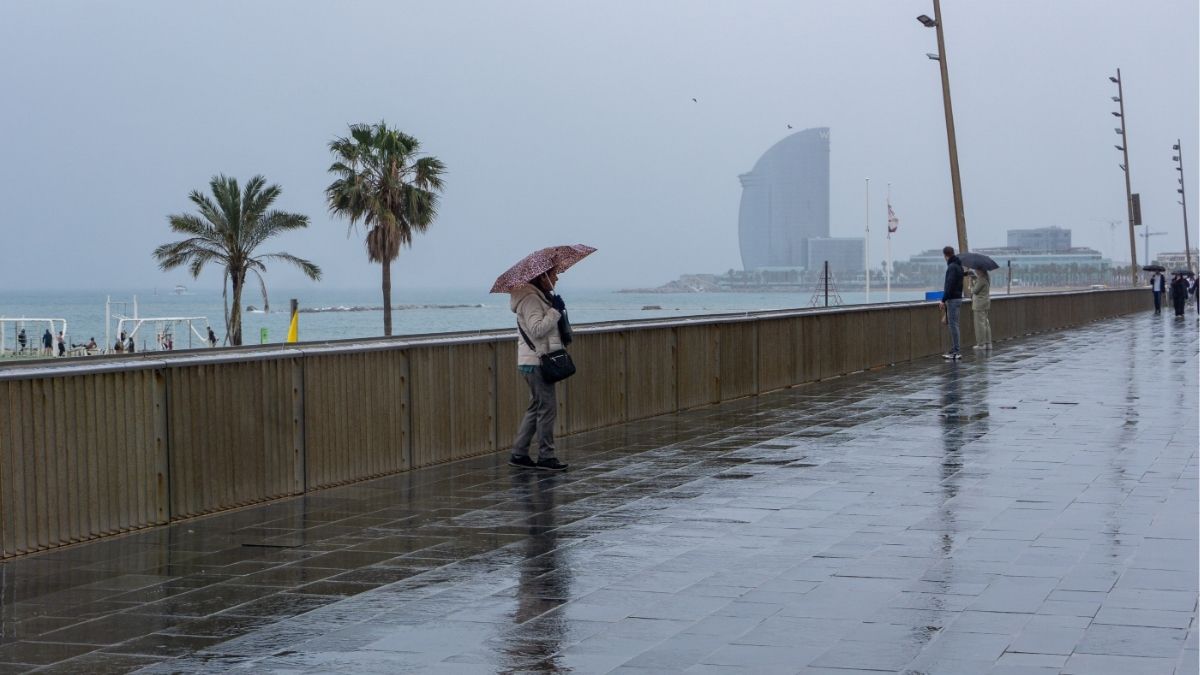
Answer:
[
  {"left": 942, "top": 352, "right": 961, "bottom": 360},
  {"left": 535, "top": 458, "right": 568, "bottom": 472},
  {"left": 508, "top": 455, "right": 536, "bottom": 469}
]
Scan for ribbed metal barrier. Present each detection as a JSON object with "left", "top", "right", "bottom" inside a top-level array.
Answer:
[{"left": 0, "top": 288, "right": 1147, "bottom": 557}]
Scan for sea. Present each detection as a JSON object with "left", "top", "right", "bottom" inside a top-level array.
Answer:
[{"left": 0, "top": 287, "right": 929, "bottom": 351}]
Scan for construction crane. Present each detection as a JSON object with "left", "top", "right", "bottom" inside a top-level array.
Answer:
[
  {"left": 1091, "top": 218, "right": 1123, "bottom": 261},
  {"left": 1140, "top": 230, "right": 1168, "bottom": 267}
]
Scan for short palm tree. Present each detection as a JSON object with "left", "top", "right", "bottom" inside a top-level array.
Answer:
[
  {"left": 154, "top": 175, "right": 322, "bottom": 346},
  {"left": 326, "top": 122, "right": 446, "bottom": 336}
]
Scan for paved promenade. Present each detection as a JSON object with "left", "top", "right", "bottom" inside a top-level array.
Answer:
[{"left": 0, "top": 312, "right": 1195, "bottom": 674}]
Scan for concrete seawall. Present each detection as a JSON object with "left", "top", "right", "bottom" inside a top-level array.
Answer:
[{"left": 0, "top": 288, "right": 1147, "bottom": 558}]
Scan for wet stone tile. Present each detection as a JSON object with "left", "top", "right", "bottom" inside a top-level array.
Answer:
[
  {"left": 0, "top": 641, "right": 97, "bottom": 666},
  {"left": 31, "top": 652, "right": 161, "bottom": 674}
]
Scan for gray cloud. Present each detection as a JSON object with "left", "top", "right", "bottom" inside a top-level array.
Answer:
[{"left": 1, "top": 0, "right": 1195, "bottom": 291}]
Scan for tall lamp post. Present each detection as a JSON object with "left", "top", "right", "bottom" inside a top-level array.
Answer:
[
  {"left": 1173, "top": 141, "right": 1192, "bottom": 272},
  {"left": 917, "top": 2, "right": 968, "bottom": 253},
  {"left": 1110, "top": 69, "right": 1138, "bottom": 284}
]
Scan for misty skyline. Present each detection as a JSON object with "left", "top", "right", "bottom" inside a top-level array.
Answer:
[{"left": 1, "top": 1, "right": 1196, "bottom": 292}]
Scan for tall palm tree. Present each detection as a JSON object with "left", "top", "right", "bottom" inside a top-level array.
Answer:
[
  {"left": 154, "top": 175, "right": 321, "bottom": 346},
  {"left": 326, "top": 122, "right": 446, "bottom": 336}
]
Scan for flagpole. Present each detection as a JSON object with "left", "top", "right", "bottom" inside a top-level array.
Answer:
[
  {"left": 865, "top": 177, "right": 870, "bottom": 302},
  {"left": 887, "top": 183, "right": 892, "bottom": 302}
]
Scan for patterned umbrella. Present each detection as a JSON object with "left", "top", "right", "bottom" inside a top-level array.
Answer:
[{"left": 490, "top": 244, "right": 597, "bottom": 293}]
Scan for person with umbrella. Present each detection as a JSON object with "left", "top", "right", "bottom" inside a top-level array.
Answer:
[
  {"left": 492, "top": 244, "right": 595, "bottom": 472},
  {"left": 1146, "top": 265, "right": 1167, "bottom": 314},
  {"left": 1170, "top": 271, "right": 1189, "bottom": 317},
  {"left": 958, "top": 251, "right": 999, "bottom": 352}
]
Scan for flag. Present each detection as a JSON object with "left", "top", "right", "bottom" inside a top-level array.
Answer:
[
  {"left": 887, "top": 200, "right": 899, "bottom": 234},
  {"left": 286, "top": 308, "right": 298, "bottom": 343}
]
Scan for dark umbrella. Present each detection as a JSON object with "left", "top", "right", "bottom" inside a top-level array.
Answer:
[
  {"left": 1172, "top": 269, "right": 1194, "bottom": 276},
  {"left": 490, "top": 244, "right": 597, "bottom": 293},
  {"left": 1143, "top": 264, "right": 1166, "bottom": 272},
  {"left": 957, "top": 252, "right": 999, "bottom": 271}
]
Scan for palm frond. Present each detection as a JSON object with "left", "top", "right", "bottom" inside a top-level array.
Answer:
[
  {"left": 260, "top": 252, "right": 322, "bottom": 281},
  {"left": 250, "top": 268, "right": 270, "bottom": 313}
]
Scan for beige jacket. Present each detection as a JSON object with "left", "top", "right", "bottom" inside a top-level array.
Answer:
[
  {"left": 971, "top": 274, "right": 991, "bottom": 311},
  {"left": 510, "top": 283, "right": 563, "bottom": 366}
]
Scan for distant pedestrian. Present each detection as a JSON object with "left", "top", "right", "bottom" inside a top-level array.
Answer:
[
  {"left": 1151, "top": 272, "right": 1165, "bottom": 314},
  {"left": 1170, "top": 273, "right": 1188, "bottom": 317},
  {"left": 113, "top": 339, "right": 124, "bottom": 353},
  {"left": 940, "top": 246, "right": 965, "bottom": 360},
  {"left": 126, "top": 336, "right": 136, "bottom": 353},
  {"left": 85, "top": 337, "right": 97, "bottom": 353},
  {"left": 17, "top": 329, "right": 26, "bottom": 352},
  {"left": 56, "top": 332, "right": 66, "bottom": 357},
  {"left": 508, "top": 269, "right": 570, "bottom": 472},
  {"left": 971, "top": 268, "right": 992, "bottom": 350},
  {"left": 41, "top": 328, "right": 53, "bottom": 355},
  {"left": 207, "top": 326, "right": 218, "bottom": 348}
]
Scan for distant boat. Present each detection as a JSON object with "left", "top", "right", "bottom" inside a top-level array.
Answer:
[{"left": 173, "top": 285, "right": 187, "bottom": 295}]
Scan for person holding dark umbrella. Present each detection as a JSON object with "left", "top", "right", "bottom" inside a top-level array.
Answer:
[
  {"left": 492, "top": 244, "right": 595, "bottom": 472},
  {"left": 958, "top": 252, "right": 998, "bottom": 351},
  {"left": 1170, "top": 272, "right": 1189, "bottom": 317},
  {"left": 1147, "top": 267, "right": 1166, "bottom": 314}
]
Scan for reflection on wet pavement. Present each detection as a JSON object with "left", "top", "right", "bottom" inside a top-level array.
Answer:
[{"left": 0, "top": 314, "right": 1195, "bottom": 673}]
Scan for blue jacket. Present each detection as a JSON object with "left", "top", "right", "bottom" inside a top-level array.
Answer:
[{"left": 943, "top": 255, "right": 964, "bottom": 300}]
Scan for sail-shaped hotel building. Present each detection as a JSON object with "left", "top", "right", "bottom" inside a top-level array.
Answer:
[{"left": 737, "top": 127, "right": 831, "bottom": 270}]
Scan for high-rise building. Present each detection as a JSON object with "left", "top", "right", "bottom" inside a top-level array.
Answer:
[
  {"left": 738, "top": 127, "right": 830, "bottom": 270},
  {"left": 1007, "top": 226, "right": 1071, "bottom": 251}
]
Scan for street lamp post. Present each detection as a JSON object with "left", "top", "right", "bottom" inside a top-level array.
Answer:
[
  {"left": 917, "top": 1, "right": 968, "bottom": 253},
  {"left": 1111, "top": 69, "right": 1138, "bottom": 285},
  {"left": 1173, "top": 141, "right": 1192, "bottom": 272}
]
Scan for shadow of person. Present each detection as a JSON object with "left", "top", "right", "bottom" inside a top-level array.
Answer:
[{"left": 501, "top": 470, "right": 569, "bottom": 673}]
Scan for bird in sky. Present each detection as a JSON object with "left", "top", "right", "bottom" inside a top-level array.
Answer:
[
  {"left": 691, "top": 97, "right": 697, "bottom": 103},
  {"left": 787, "top": 124, "right": 793, "bottom": 129}
]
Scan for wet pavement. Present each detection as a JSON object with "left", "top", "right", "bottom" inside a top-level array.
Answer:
[{"left": 0, "top": 312, "right": 1196, "bottom": 674}]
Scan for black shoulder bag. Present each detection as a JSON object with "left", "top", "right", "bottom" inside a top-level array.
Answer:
[{"left": 517, "top": 322, "right": 576, "bottom": 384}]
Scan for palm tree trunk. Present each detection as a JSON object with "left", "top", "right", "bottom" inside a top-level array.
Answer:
[
  {"left": 381, "top": 258, "right": 392, "bottom": 336},
  {"left": 230, "top": 270, "right": 244, "bottom": 346}
]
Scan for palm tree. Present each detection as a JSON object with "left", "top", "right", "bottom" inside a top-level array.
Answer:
[
  {"left": 154, "top": 175, "right": 321, "bottom": 346},
  {"left": 326, "top": 122, "right": 446, "bottom": 336}
]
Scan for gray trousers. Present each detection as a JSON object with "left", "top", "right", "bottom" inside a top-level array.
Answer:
[
  {"left": 973, "top": 307, "right": 991, "bottom": 346},
  {"left": 512, "top": 368, "right": 557, "bottom": 460},
  {"left": 946, "top": 299, "right": 962, "bottom": 353}
]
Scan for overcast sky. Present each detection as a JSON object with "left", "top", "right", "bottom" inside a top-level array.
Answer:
[{"left": 1, "top": 0, "right": 1196, "bottom": 292}]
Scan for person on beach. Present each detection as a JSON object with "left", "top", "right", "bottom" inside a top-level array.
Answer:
[
  {"left": 56, "top": 332, "right": 66, "bottom": 357},
  {"left": 1170, "top": 273, "right": 1188, "bottom": 317},
  {"left": 85, "top": 337, "right": 97, "bottom": 353},
  {"left": 1151, "top": 271, "right": 1165, "bottom": 314},
  {"left": 17, "top": 329, "right": 26, "bottom": 352},
  {"left": 508, "top": 269, "right": 569, "bottom": 472},
  {"left": 207, "top": 326, "right": 218, "bottom": 348},
  {"left": 41, "top": 328, "right": 53, "bottom": 355},
  {"left": 940, "top": 246, "right": 965, "bottom": 360},
  {"left": 971, "top": 268, "right": 992, "bottom": 350}
]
